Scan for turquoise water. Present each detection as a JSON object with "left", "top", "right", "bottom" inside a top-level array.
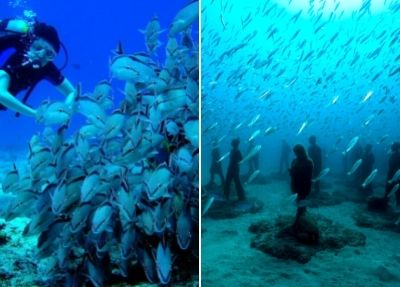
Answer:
[
  {"left": 201, "top": 1, "right": 400, "bottom": 286},
  {"left": 202, "top": 0, "right": 400, "bottom": 178}
]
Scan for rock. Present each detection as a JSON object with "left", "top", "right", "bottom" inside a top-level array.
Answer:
[
  {"left": 352, "top": 208, "right": 400, "bottom": 233},
  {"left": 0, "top": 268, "right": 13, "bottom": 280},
  {"left": 367, "top": 196, "right": 389, "bottom": 212},
  {"left": 204, "top": 198, "right": 264, "bottom": 219},
  {"left": 250, "top": 214, "right": 366, "bottom": 264},
  {"left": 0, "top": 232, "right": 10, "bottom": 246},
  {"left": 248, "top": 221, "right": 271, "bottom": 234}
]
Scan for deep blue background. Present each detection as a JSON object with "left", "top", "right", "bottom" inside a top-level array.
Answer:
[{"left": 0, "top": 0, "right": 196, "bottom": 153}]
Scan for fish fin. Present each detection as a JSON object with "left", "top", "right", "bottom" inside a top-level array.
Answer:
[{"left": 114, "top": 41, "right": 124, "bottom": 55}]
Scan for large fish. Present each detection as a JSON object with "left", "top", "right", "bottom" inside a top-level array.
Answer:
[
  {"left": 176, "top": 207, "right": 192, "bottom": 250},
  {"left": 36, "top": 101, "right": 72, "bottom": 126},
  {"left": 169, "top": 1, "right": 199, "bottom": 37},
  {"left": 155, "top": 241, "right": 172, "bottom": 284},
  {"left": 110, "top": 54, "right": 157, "bottom": 83},
  {"left": 139, "top": 16, "right": 164, "bottom": 54},
  {"left": 91, "top": 204, "right": 113, "bottom": 234}
]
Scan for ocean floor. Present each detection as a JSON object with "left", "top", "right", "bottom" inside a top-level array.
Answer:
[{"left": 202, "top": 176, "right": 400, "bottom": 287}]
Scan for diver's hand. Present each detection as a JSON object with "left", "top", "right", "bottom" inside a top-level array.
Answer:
[{"left": 34, "top": 109, "right": 44, "bottom": 124}]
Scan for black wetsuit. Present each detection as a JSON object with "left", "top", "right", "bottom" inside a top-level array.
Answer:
[
  {"left": 308, "top": 143, "right": 322, "bottom": 193},
  {"left": 0, "top": 21, "right": 64, "bottom": 108},
  {"left": 360, "top": 149, "right": 375, "bottom": 195},
  {"left": 385, "top": 150, "right": 400, "bottom": 205},
  {"left": 208, "top": 146, "right": 224, "bottom": 186},
  {"left": 224, "top": 148, "right": 245, "bottom": 201}
]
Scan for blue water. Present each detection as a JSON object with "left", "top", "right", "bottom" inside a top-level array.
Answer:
[
  {"left": 0, "top": 0, "right": 194, "bottom": 151},
  {"left": 202, "top": 0, "right": 400, "bottom": 181}
]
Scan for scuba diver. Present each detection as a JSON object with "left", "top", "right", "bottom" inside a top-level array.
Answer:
[
  {"left": 207, "top": 141, "right": 224, "bottom": 188},
  {"left": 0, "top": 18, "right": 75, "bottom": 118},
  {"left": 224, "top": 138, "right": 246, "bottom": 201},
  {"left": 384, "top": 142, "right": 400, "bottom": 206},
  {"left": 308, "top": 135, "right": 322, "bottom": 193},
  {"left": 289, "top": 144, "right": 313, "bottom": 229},
  {"left": 359, "top": 144, "right": 375, "bottom": 195}
]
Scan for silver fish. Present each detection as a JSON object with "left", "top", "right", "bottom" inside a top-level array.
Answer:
[
  {"left": 169, "top": 0, "right": 198, "bottom": 37},
  {"left": 343, "top": 136, "right": 359, "bottom": 155},
  {"left": 248, "top": 129, "right": 261, "bottom": 142},
  {"left": 387, "top": 183, "right": 400, "bottom": 197},
  {"left": 347, "top": 159, "right": 362, "bottom": 176},
  {"left": 297, "top": 121, "right": 308, "bottom": 135},
  {"left": 217, "top": 151, "right": 230, "bottom": 163},
  {"left": 202, "top": 196, "right": 215, "bottom": 216},
  {"left": 245, "top": 170, "right": 260, "bottom": 185},
  {"left": 240, "top": 145, "right": 261, "bottom": 164},
  {"left": 388, "top": 169, "right": 400, "bottom": 185},
  {"left": 312, "top": 168, "right": 330, "bottom": 182},
  {"left": 362, "top": 169, "right": 378, "bottom": 188}
]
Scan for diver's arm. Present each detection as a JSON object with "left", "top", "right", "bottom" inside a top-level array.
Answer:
[
  {"left": 56, "top": 78, "right": 76, "bottom": 106},
  {"left": 0, "top": 70, "right": 36, "bottom": 117},
  {"left": 0, "top": 19, "right": 30, "bottom": 33}
]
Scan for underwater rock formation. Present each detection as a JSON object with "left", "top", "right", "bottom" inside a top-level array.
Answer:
[
  {"left": 203, "top": 197, "right": 264, "bottom": 220},
  {"left": 249, "top": 215, "right": 366, "bottom": 263},
  {"left": 352, "top": 207, "right": 400, "bottom": 233}
]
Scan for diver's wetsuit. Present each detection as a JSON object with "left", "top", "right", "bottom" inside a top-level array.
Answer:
[
  {"left": 385, "top": 149, "right": 400, "bottom": 205},
  {"left": 224, "top": 148, "right": 245, "bottom": 201},
  {"left": 289, "top": 151, "right": 313, "bottom": 225},
  {"left": 208, "top": 146, "right": 224, "bottom": 186},
  {"left": 308, "top": 143, "right": 322, "bottom": 193},
  {"left": 0, "top": 20, "right": 64, "bottom": 108}
]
